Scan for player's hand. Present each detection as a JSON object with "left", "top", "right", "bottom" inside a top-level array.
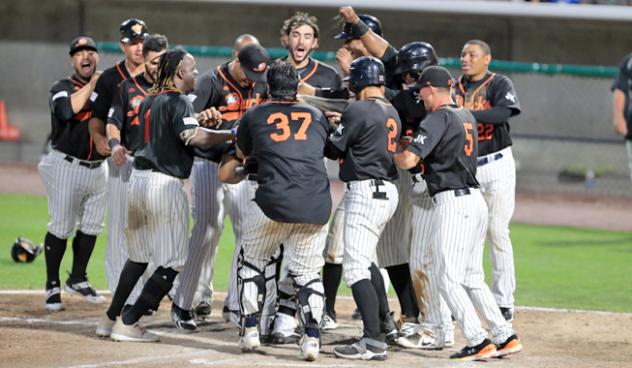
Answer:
[
  {"left": 111, "top": 144, "right": 129, "bottom": 166},
  {"left": 94, "top": 136, "right": 111, "bottom": 156},
  {"left": 399, "top": 136, "right": 412, "bottom": 150},
  {"left": 325, "top": 111, "right": 341, "bottom": 128},
  {"left": 197, "top": 107, "right": 222, "bottom": 128},
  {"left": 336, "top": 48, "right": 353, "bottom": 76},
  {"left": 90, "top": 70, "right": 103, "bottom": 86},
  {"left": 339, "top": 6, "right": 360, "bottom": 24}
]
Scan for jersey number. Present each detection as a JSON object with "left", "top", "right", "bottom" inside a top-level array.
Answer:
[
  {"left": 267, "top": 112, "right": 313, "bottom": 142},
  {"left": 386, "top": 118, "right": 398, "bottom": 153},
  {"left": 463, "top": 122, "right": 475, "bottom": 157},
  {"left": 143, "top": 108, "right": 152, "bottom": 144},
  {"left": 477, "top": 123, "right": 493, "bottom": 141}
]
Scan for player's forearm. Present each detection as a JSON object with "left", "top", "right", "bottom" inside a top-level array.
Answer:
[
  {"left": 470, "top": 107, "right": 512, "bottom": 124},
  {"left": 89, "top": 117, "right": 107, "bottom": 141},
  {"left": 393, "top": 150, "right": 420, "bottom": 170},
  {"left": 613, "top": 90, "right": 628, "bottom": 136},
  {"left": 187, "top": 128, "right": 234, "bottom": 149},
  {"left": 359, "top": 30, "right": 389, "bottom": 60},
  {"left": 105, "top": 123, "right": 121, "bottom": 141},
  {"left": 218, "top": 155, "right": 245, "bottom": 184},
  {"left": 70, "top": 83, "right": 96, "bottom": 114}
]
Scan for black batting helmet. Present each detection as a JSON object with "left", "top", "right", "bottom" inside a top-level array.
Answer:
[
  {"left": 348, "top": 56, "right": 385, "bottom": 93},
  {"left": 394, "top": 41, "right": 439, "bottom": 79},
  {"left": 334, "top": 14, "right": 383, "bottom": 40},
  {"left": 120, "top": 18, "right": 148, "bottom": 43},
  {"left": 11, "top": 237, "right": 42, "bottom": 263}
]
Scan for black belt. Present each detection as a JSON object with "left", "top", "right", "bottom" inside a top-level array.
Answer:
[
  {"left": 64, "top": 155, "right": 103, "bottom": 169},
  {"left": 346, "top": 179, "right": 388, "bottom": 200},
  {"left": 435, "top": 188, "right": 471, "bottom": 198},
  {"left": 247, "top": 174, "right": 258, "bottom": 182},
  {"left": 477, "top": 152, "right": 503, "bottom": 166}
]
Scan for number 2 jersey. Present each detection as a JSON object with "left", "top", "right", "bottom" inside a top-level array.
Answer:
[
  {"left": 237, "top": 101, "right": 331, "bottom": 225},
  {"left": 454, "top": 72, "right": 521, "bottom": 156},
  {"left": 406, "top": 105, "right": 479, "bottom": 196},
  {"left": 325, "top": 97, "right": 402, "bottom": 183}
]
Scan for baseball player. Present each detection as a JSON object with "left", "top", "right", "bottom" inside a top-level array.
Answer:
[
  {"left": 612, "top": 52, "right": 632, "bottom": 181},
  {"left": 394, "top": 66, "right": 522, "bottom": 360},
  {"left": 88, "top": 18, "right": 149, "bottom": 300},
  {"left": 170, "top": 42, "right": 270, "bottom": 331},
  {"left": 38, "top": 36, "right": 106, "bottom": 312},
  {"left": 326, "top": 56, "right": 401, "bottom": 361},
  {"left": 95, "top": 34, "right": 168, "bottom": 337},
  {"left": 104, "top": 50, "right": 235, "bottom": 342},
  {"left": 235, "top": 61, "right": 331, "bottom": 362},
  {"left": 454, "top": 40, "right": 521, "bottom": 321},
  {"left": 271, "top": 11, "right": 343, "bottom": 344}
]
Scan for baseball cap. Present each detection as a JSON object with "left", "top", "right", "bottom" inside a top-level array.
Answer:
[
  {"left": 416, "top": 66, "right": 454, "bottom": 89},
  {"left": 69, "top": 36, "right": 98, "bottom": 56},
  {"left": 237, "top": 44, "right": 271, "bottom": 83},
  {"left": 120, "top": 18, "right": 148, "bottom": 43}
]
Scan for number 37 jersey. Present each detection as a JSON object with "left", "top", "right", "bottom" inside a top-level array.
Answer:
[
  {"left": 327, "top": 97, "right": 402, "bottom": 183},
  {"left": 237, "top": 101, "right": 332, "bottom": 225}
]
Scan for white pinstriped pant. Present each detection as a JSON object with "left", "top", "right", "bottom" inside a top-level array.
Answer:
[
  {"left": 126, "top": 169, "right": 189, "bottom": 270},
  {"left": 409, "top": 176, "right": 452, "bottom": 337},
  {"left": 376, "top": 169, "right": 413, "bottom": 268},
  {"left": 342, "top": 179, "right": 399, "bottom": 287},
  {"left": 476, "top": 146, "right": 516, "bottom": 308},
  {"left": 37, "top": 150, "right": 107, "bottom": 239},
  {"left": 432, "top": 188, "right": 513, "bottom": 346},
  {"left": 174, "top": 159, "right": 248, "bottom": 311},
  {"left": 238, "top": 184, "right": 328, "bottom": 317}
]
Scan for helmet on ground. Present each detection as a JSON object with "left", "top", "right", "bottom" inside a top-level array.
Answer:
[
  {"left": 11, "top": 237, "right": 42, "bottom": 263},
  {"left": 348, "top": 56, "right": 385, "bottom": 93}
]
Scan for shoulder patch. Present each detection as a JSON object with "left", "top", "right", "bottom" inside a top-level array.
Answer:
[
  {"left": 90, "top": 91, "right": 98, "bottom": 102},
  {"left": 107, "top": 108, "right": 115, "bottom": 118},
  {"left": 188, "top": 94, "right": 197, "bottom": 103},
  {"left": 52, "top": 91, "right": 68, "bottom": 101},
  {"left": 183, "top": 116, "right": 199, "bottom": 126},
  {"left": 414, "top": 134, "right": 427, "bottom": 145}
]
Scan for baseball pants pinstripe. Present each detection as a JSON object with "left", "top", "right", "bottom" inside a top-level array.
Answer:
[
  {"left": 126, "top": 169, "right": 188, "bottom": 270},
  {"left": 431, "top": 188, "right": 513, "bottom": 346},
  {"left": 342, "top": 180, "right": 399, "bottom": 287},
  {"left": 37, "top": 150, "right": 106, "bottom": 239},
  {"left": 376, "top": 169, "right": 413, "bottom": 268},
  {"left": 409, "top": 176, "right": 452, "bottom": 336},
  {"left": 476, "top": 146, "right": 516, "bottom": 309}
]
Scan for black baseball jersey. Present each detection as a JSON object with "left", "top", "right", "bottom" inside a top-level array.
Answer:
[
  {"left": 189, "top": 62, "right": 267, "bottom": 162},
  {"left": 237, "top": 101, "right": 331, "bottom": 225},
  {"left": 612, "top": 53, "right": 632, "bottom": 140},
  {"left": 107, "top": 73, "right": 153, "bottom": 153},
  {"left": 380, "top": 45, "right": 401, "bottom": 91},
  {"left": 283, "top": 57, "right": 342, "bottom": 89},
  {"left": 92, "top": 61, "right": 133, "bottom": 121},
  {"left": 49, "top": 76, "right": 103, "bottom": 161},
  {"left": 133, "top": 90, "right": 199, "bottom": 179},
  {"left": 454, "top": 72, "right": 521, "bottom": 156},
  {"left": 407, "top": 105, "right": 479, "bottom": 196},
  {"left": 391, "top": 89, "right": 427, "bottom": 137},
  {"left": 326, "top": 97, "right": 401, "bottom": 182}
]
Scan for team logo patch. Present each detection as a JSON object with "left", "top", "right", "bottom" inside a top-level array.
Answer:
[
  {"left": 78, "top": 38, "right": 88, "bottom": 45},
  {"left": 414, "top": 134, "right": 427, "bottom": 144},
  {"left": 505, "top": 92, "right": 516, "bottom": 103},
  {"left": 183, "top": 116, "right": 199, "bottom": 126},
  {"left": 253, "top": 63, "right": 266, "bottom": 73},
  {"left": 131, "top": 24, "right": 143, "bottom": 35},
  {"left": 334, "top": 124, "right": 344, "bottom": 136}
]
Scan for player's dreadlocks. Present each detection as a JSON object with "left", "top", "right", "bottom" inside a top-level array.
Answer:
[{"left": 150, "top": 48, "right": 187, "bottom": 94}]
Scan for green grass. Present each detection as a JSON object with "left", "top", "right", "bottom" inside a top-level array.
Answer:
[{"left": 1, "top": 194, "right": 631, "bottom": 313}]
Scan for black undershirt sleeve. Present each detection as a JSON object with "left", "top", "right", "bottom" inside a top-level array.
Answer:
[{"left": 469, "top": 106, "right": 512, "bottom": 124}]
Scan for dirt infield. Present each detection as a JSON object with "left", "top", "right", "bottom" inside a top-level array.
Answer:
[{"left": 1, "top": 292, "right": 631, "bottom": 368}]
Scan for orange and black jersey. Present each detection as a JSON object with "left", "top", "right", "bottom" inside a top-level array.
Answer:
[
  {"left": 189, "top": 62, "right": 267, "bottom": 162},
  {"left": 325, "top": 97, "right": 401, "bottom": 182},
  {"left": 407, "top": 106, "right": 479, "bottom": 197},
  {"left": 49, "top": 76, "right": 103, "bottom": 161},
  {"left": 107, "top": 73, "right": 153, "bottom": 153},
  {"left": 237, "top": 100, "right": 331, "bottom": 225},
  {"left": 92, "top": 60, "right": 133, "bottom": 121},
  {"left": 454, "top": 72, "right": 521, "bottom": 156},
  {"left": 281, "top": 57, "right": 342, "bottom": 89},
  {"left": 133, "top": 91, "right": 199, "bottom": 179},
  {"left": 612, "top": 53, "right": 632, "bottom": 140}
]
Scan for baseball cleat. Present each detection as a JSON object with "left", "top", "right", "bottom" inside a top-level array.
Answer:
[
  {"left": 44, "top": 287, "right": 64, "bottom": 312},
  {"left": 397, "top": 316, "right": 419, "bottom": 338},
  {"left": 334, "top": 337, "right": 387, "bottom": 361},
  {"left": 321, "top": 314, "right": 338, "bottom": 331},
  {"left": 450, "top": 339, "right": 497, "bottom": 361},
  {"left": 493, "top": 334, "right": 522, "bottom": 358},
  {"left": 381, "top": 312, "right": 399, "bottom": 344},
  {"left": 299, "top": 336, "right": 320, "bottom": 361},
  {"left": 397, "top": 329, "right": 444, "bottom": 350},
  {"left": 64, "top": 280, "right": 105, "bottom": 304},
  {"left": 171, "top": 303, "right": 197, "bottom": 332},
  {"left": 239, "top": 327, "right": 261, "bottom": 351},
  {"left": 270, "top": 312, "right": 299, "bottom": 344},
  {"left": 96, "top": 313, "right": 116, "bottom": 337},
  {"left": 500, "top": 307, "right": 514, "bottom": 322},
  {"left": 110, "top": 318, "right": 159, "bottom": 342},
  {"left": 195, "top": 301, "right": 212, "bottom": 320}
]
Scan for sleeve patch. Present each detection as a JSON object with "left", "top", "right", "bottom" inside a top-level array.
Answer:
[
  {"left": 52, "top": 91, "right": 68, "bottom": 101},
  {"left": 107, "top": 108, "right": 115, "bottom": 118},
  {"left": 187, "top": 94, "right": 198, "bottom": 103},
  {"left": 183, "top": 116, "right": 199, "bottom": 126},
  {"left": 90, "top": 91, "right": 98, "bottom": 102}
]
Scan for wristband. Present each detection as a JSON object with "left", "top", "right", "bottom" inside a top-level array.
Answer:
[
  {"left": 230, "top": 127, "right": 238, "bottom": 137},
  {"left": 108, "top": 138, "right": 121, "bottom": 149},
  {"left": 351, "top": 20, "right": 370, "bottom": 38}
]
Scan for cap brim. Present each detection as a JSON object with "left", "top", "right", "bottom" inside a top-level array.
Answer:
[
  {"left": 69, "top": 45, "right": 98, "bottom": 55},
  {"left": 244, "top": 69, "right": 266, "bottom": 83}
]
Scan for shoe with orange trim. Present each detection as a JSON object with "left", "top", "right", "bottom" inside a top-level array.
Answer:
[
  {"left": 493, "top": 334, "right": 523, "bottom": 358},
  {"left": 449, "top": 338, "right": 497, "bottom": 361}
]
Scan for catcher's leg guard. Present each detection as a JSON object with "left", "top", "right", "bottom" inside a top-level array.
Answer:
[
  {"left": 293, "top": 275, "right": 325, "bottom": 331},
  {"left": 237, "top": 252, "right": 267, "bottom": 326}
]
